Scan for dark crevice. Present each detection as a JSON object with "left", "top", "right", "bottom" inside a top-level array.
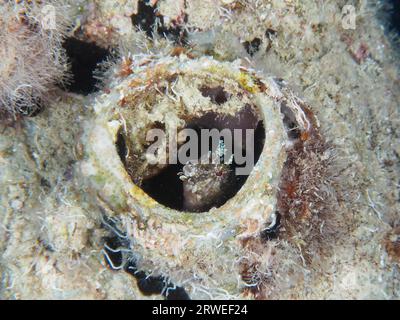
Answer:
[
  {"left": 102, "top": 225, "right": 190, "bottom": 300},
  {"left": 378, "top": 0, "right": 400, "bottom": 36},
  {"left": 116, "top": 131, "right": 128, "bottom": 166},
  {"left": 158, "top": 23, "right": 188, "bottom": 46},
  {"left": 244, "top": 38, "right": 262, "bottom": 56},
  {"left": 40, "top": 177, "right": 51, "bottom": 191},
  {"left": 281, "top": 103, "right": 301, "bottom": 140},
  {"left": 265, "top": 28, "right": 277, "bottom": 39},
  {"left": 125, "top": 260, "right": 190, "bottom": 300},
  {"left": 388, "top": 0, "right": 400, "bottom": 35},
  {"left": 62, "top": 37, "right": 111, "bottom": 94},
  {"left": 131, "top": 0, "right": 158, "bottom": 38},
  {"left": 131, "top": 0, "right": 188, "bottom": 45},
  {"left": 165, "top": 286, "right": 191, "bottom": 300},
  {"left": 135, "top": 272, "right": 165, "bottom": 295},
  {"left": 103, "top": 236, "right": 124, "bottom": 269},
  {"left": 261, "top": 211, "right": 281, "bottom": 241},
  {"left": 199, "top": 86, "right": 230, "bottom": 105},
  {"left": 127, "top": 113, "right": 266, "bottom": 212},
  {"left": 141, "top": 164, "right": 184, "bottom": 211}
]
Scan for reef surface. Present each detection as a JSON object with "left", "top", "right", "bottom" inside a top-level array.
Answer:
[{"left": 0, "top": 0, "right": 399, "bottom": 300}]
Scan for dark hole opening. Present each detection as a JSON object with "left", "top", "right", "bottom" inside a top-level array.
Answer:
[
  {"left": 40, "top": 177, "right": 51, "bottom": 190},
  {"left": 103, "top": 236, "right": 124, "bottom": 268},
  {"left": 389, "top": 0, "right": 400, "bottom": 35},
  {"left": 261, "top": 211, "right": 281, "bottom": 241},
  {"left": 119, "top": 111, "right": 266, "bottom": 212},
  {"left": 244, "top": 37, "right": 262, "bottom": 57},
  {"left": 116, "top": 131, "right": 128, "bottom": 166},
  {"left": 102, "top": 230, "right": 190, "bottom": 300},
  {"left": 281, "top": 103, "right": 301, "bottom": 140},
  {"left": 199, "top": 86, "right": 230, "bottom": 105},
  {"left": 62, "top": 37, "right": 111, "bottom": 94},
  {"left": 135, "top": 271, "right": 166, "bottom": 295},
  {"left": 125, "top": 260, "right": 191, "bottom": 300},
  {"left": 141, "top": 164, "right": 184, "bottom": 211},
  {"left": 265, "top": 28, "right": 277, "bottom": 39},
  {"left": 131, "top": 0, "right": 158, "bottom": 38},
  {"left": 131, "top": 0, "right": 188, "bottom": 45}
]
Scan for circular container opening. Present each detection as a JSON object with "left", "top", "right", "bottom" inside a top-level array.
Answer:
[{"left": 116, "top": 104, "right": 266, "bottom": 213}]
